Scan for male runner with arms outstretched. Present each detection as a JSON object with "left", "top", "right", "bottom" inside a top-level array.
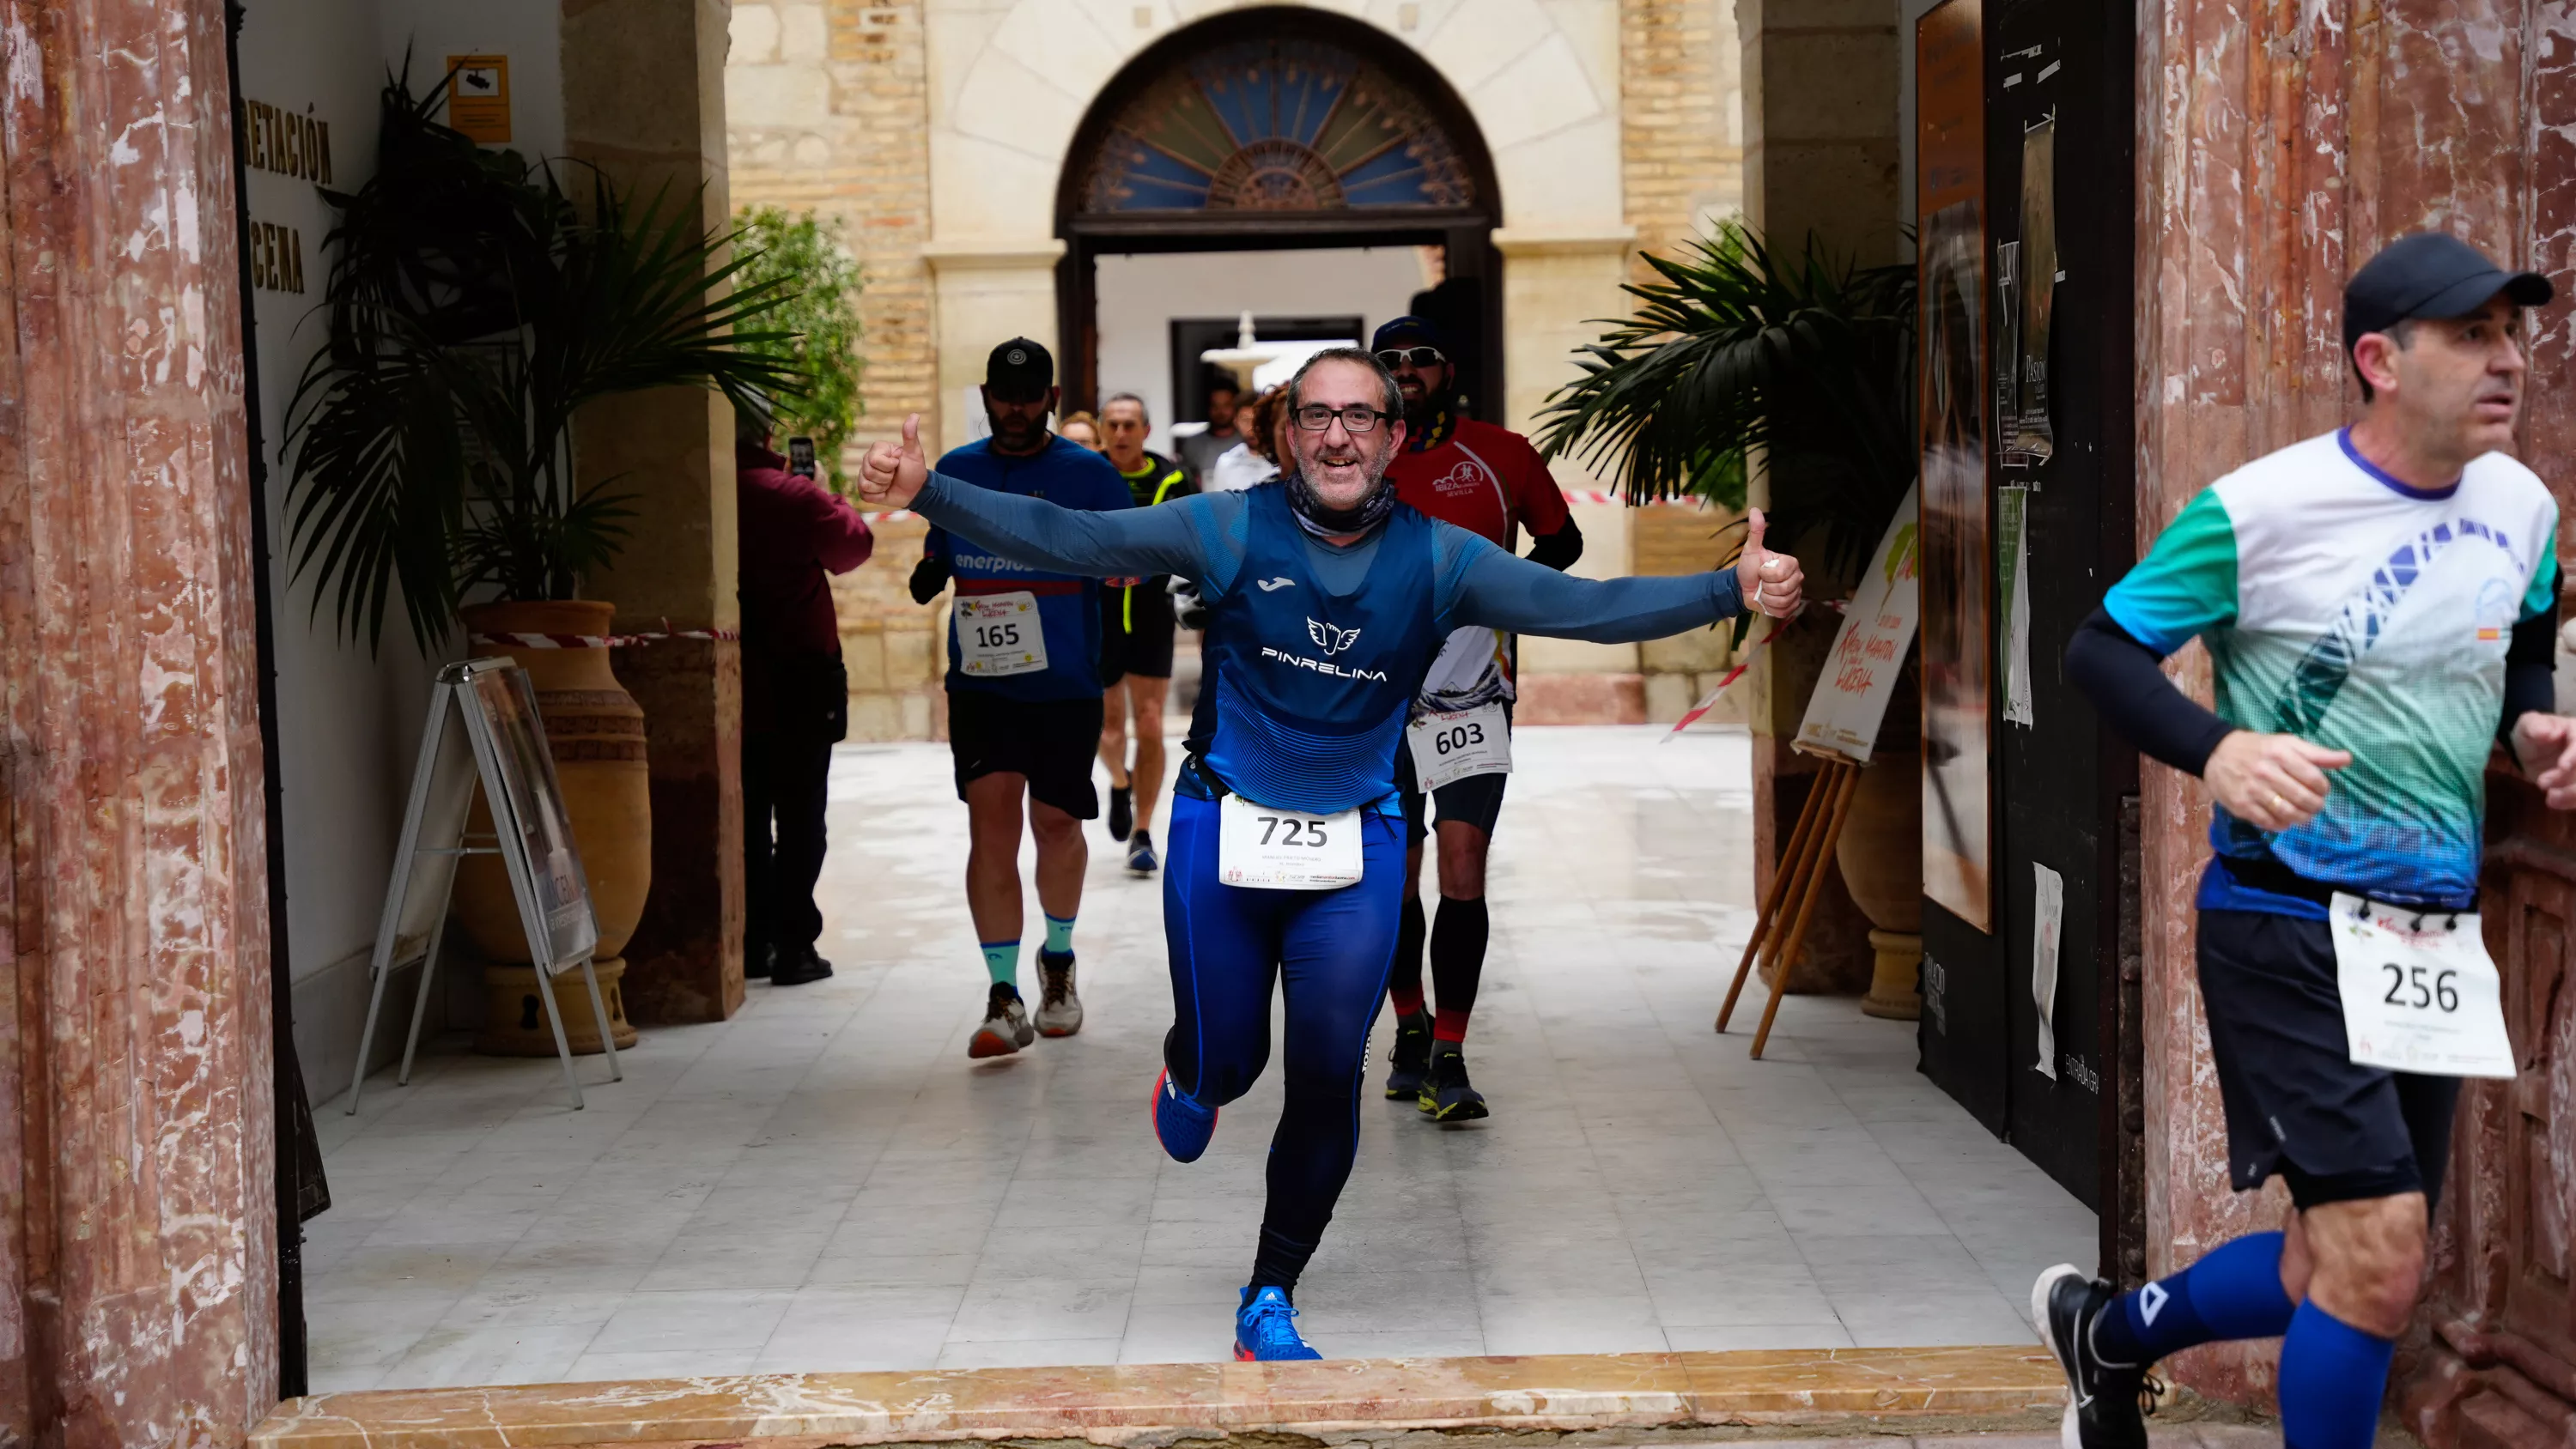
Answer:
[
  {"left": 865, "top": 348, "right": 1803, "bottom": 1361},
  {"left": 1372, "top": 315, "right": 1586, "bottom": 1120},
  {"left": 908, "top": 339, "right": 1132, "bottom": 1058},
  {"left": 2044, "top": 233, "right": 2576, "bottom": 1449}
]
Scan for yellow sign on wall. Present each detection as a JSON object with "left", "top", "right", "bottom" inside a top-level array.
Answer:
[{"left": 445, "top": 54, "right": 510, "bottom": 142}]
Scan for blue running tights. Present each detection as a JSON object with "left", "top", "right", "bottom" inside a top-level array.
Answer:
[{"left": 1162, "top": 792, "right": 1405, "bottom": 1294}]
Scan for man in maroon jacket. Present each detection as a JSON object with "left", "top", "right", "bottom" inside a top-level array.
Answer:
[{"left": 737, "top": 407, "right": 875, "bottom": 985}]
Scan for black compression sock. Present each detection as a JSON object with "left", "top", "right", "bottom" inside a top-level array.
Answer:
[
  {"left": 1430, "top": 895, "right": 1489, "bottom": 1027},
  {"left": 1249, "top": 1225, "right": 1318, "bottom": 1297},
  {"left": 1389, "top": 891, "right": 1428, "bottom": 1014}
]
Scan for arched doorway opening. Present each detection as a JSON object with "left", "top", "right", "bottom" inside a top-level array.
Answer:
[{"left": 1054, "top": 7, "right": 1504, "bottom": 422}]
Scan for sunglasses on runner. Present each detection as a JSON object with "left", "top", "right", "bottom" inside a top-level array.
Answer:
[
  {"left": 1374, "top": 346, "right": 1445, "bottom": 370},
  {"left": 1292, "top": 403, "right": 1391, "bottom": 433}
]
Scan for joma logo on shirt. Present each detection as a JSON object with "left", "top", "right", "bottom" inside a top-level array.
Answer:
[{"left": 1259, "top": 646, "right": 1388, "bottom": 682}]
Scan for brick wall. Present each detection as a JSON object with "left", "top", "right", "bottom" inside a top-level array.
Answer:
[
  {"left": 1620, "top": 0, "right": 1743, "bottom": 721},
  {"left": 729, "top": 0, "right": 938, "bottom": 458},
  {"left": 730, "top": 0, "right": 945, "bottom": 736},
  {"left": 1619, "top": 0, "right": 1742, "bottom": 285}
]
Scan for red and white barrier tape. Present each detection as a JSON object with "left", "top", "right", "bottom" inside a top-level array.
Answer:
[
  {"left": 865, "top": 491, "right": 1688, "bottom": 519},
  {"left": 1662, "top": 620, "right": 1784, "bottom": 741},
  {"left": 471, "top": 618, "right": 740, "bottom": 651}
]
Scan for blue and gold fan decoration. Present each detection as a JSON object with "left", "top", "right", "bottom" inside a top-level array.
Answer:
[{"left": 1078, "top": 39, "right": 1476, "bottom": 214}]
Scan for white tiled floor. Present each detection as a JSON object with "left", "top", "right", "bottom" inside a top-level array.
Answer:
[{"left": 305, "top": 726, "right": 2093, "bottom": 1391}]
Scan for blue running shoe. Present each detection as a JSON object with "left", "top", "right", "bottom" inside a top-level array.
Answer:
[
  {"left": 1151, "top": 1067, "right": 1216, "bottom": 1162},
  {"left": 1234, "top": 1286, "right": 1321, "bottom": 1361},
  {"left": 1127, "top": 829, "right": 1160, "bottom": 876}
]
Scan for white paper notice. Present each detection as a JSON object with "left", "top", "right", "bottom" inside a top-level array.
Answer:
[
  {"left": 2002, "top": 489, "right": 2036, "bottom": 727},
  {"left": 1795, "top": 482, "right": 1921, "bottom": 763},
  {"left": 2032, "top": 861, "right": 2063, "bottom": 1079}
]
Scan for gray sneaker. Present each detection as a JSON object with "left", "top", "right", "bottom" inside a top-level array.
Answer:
[
  {"left": 1035, "top": 949, "right": 1084, "bottom": 1037},
  {"left": 969, "top": 982, "right": 1037, "bottom": 1058}
]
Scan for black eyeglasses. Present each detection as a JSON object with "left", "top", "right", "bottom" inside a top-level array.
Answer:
[
  {"left": 1292, "top": 403, "right": 1390, "bottom": 433},
  {"left": 1375, "top": 346, "right": 1445, "bottom": 370}
]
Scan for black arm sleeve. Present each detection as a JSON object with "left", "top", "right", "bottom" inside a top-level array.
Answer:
[
  {"left": 2501, "top": 572, "right": 2562, "bottom": 747},
  {"left": 1524, "top": 514, "right": 1584, "bottom": 572},
  {"left": 908, "top": 553, "right": 951, "bottom": 605},
  {"left": 2063, "top": 607, "right": 2235, "bottom": 776}
]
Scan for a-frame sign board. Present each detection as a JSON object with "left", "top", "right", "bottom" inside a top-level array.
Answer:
[{"left": 346, "top": 658, "right": 623, "bottom": 1112}]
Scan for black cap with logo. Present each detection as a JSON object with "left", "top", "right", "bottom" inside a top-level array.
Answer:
[
  {"left": 2343, "top": 233, "right": 2554, "bottom": 359},
  {"left": 985, "top": 336, "right": 1054, "bottom": 396}
]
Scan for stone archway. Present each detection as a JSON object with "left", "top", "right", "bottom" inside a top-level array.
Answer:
[
  {"left": 1049, "top": 9, "right": 1505, "bottom": 414},
  {"left": 917, "top": 0, "right": 1634, "bottom": 450}
]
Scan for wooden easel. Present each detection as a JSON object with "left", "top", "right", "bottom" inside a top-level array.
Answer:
[{"left": 1716, "top": 748, "right": 1866, "bottom": 1059}]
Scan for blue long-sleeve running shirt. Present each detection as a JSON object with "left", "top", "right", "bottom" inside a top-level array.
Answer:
[{"left": 908, "top": 472, "right": 1744, "bottom": 642}]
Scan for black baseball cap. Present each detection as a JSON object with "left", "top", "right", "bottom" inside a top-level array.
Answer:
[
  {"left": 2343, "top": 233, "right": 2553, "bottom": 357},
  {"left": 985, "top": 336, "right": 1054, "bottom": 394},
  {"left": 1370, "top": 315, "right": 1445, "bottom": 353}
]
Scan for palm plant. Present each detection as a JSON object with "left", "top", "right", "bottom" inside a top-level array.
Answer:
[
  {"left": 284, "top": 65, "right": 804, "bottom": 653},
  {"left": 1534, "top": 222, "right": 1916, "bottom": 586}
]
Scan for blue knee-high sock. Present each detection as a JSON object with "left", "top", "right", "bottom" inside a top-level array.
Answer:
[
  {"left": 2277, "top": 1300, "right": 2395, "bottom": 1449},
  {"left": 2093, "top": 1231, "right": 2295, "bottom": 1366}
]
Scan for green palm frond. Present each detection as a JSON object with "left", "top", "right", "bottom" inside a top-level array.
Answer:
[
  {"left": 1534, "top": 223, "right": 1917, "bottom": 585},
  {"left": 282, "top": 61, "right": 814, "bottom": 655}
]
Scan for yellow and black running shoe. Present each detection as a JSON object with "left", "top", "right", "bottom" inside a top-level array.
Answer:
[{"left": 1419, "top": 1045, "right": 1489, "bottom": 1121}]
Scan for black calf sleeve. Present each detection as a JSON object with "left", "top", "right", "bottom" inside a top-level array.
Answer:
[{"left": 1430, "top": 895, "right": 1489, "bottom": 1022}]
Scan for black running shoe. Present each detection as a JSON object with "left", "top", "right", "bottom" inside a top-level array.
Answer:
[
  {"left": 1419, "top": 1045, "right": 1490, "bottom": 1121},
  {"left": 1107, "top": 785, "right": 1133, "bottom": 842},
  {"left": 772, "top": 948, "right": 835, "bottom": 987},
  {"left": 1384, "top": 1010, "right": 1433, "bottom": 1100},
  {"left": 2032, "top": 1264, "right": 2150, "bottom": 1449}
]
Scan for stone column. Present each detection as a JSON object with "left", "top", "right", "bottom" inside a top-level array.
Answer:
[
  {"left": 1493, "top": 227, "right": 1646, "bottom": 722},
  {"left": 1735, "top": 0, "right": 1900, "bottom": 991},
  {"left": 0, "top": 0, "right": 279, "bottom": 1440},
  {"left": 563, "top": 0, "right": 747, "bottom": 1024},
  {"left": 922, "top": 242, "right": 1065, "bottom": 454}
]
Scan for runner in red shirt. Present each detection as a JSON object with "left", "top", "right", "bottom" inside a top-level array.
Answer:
[{"left": 1374, "top": 315, "right": 1584, "bottom": 1121}]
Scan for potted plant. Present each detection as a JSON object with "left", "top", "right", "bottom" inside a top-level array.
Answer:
[
  {"left": 1535, "top": 222, "right": 1925, "bottom": 1016},
  {"left": 284, "top": 67, "right": 802, "bottom": 1051}
]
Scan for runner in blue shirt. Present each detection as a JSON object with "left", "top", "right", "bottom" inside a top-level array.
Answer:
[
  {"left": 906, "top": 338, "right": 1133, "bottom": 1058},
  {"left": 866, "top": 347, "right": 1804, "bottom": 1361}
]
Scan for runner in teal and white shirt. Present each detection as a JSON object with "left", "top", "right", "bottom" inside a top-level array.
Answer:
[
  {"left": 2038, "top": 233, "right": 2576, "bottom": 1449},
  {"left": 2102, "top": 428, "right": 2559, "bottom": 911}
]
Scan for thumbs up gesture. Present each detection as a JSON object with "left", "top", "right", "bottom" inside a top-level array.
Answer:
[
  {"left": 1734, "top": 507, "right": 1805, "bottom": 619},
  {"left": 860, "top": 413, "right": 932, "bottom": 509}
]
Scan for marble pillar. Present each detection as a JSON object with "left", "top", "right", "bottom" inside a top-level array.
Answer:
[
  {"left": 563, "top": 0, "right": 748, "bottom": 1024},
  {"left": 2135, "top": 0, "right": 2576, "bottom": 1415},
  {"left": 0, "top": 0, "right": 279, "bottom": 1440}
]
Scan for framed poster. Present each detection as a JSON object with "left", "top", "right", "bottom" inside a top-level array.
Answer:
[
  {"left": 459, "top": 664, "right": 599, "bottom": 973},
  {"left": 1917, "top": 0, "right": 1992, "bottom": 931}
]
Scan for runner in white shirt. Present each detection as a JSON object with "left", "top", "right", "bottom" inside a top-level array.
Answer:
[{"left": 2041, "top": 233, "right": 2576, "bottom": 1449}]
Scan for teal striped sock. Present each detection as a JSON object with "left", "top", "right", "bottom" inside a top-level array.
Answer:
[
  {"left": 981, "top": 940, "right": 1019, "bottom": 990},
  {"left": 1043, "top": 913, "right": 1076, "bottom": 955}
]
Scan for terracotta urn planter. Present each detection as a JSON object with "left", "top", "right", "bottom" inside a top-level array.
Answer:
[
  {"left": 452, "top": 599, "right": 647, "bottom": 1053},
  {"left": 1836, "top": 747, "right": 1924, "bottom": 1019}
]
